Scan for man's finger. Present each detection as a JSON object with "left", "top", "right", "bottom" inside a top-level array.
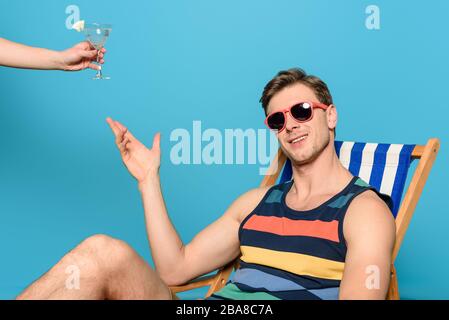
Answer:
[
  {"left": 106, "top": 117, "right": 120, "bottom": 137},
  {"left": 115, "top": 120, "right": 127, "bottom": 133},
  {"left": 111, "top": 119, "right": 126, "bottom": 146},
  {"left": 152, "top": 132, "right": 161, "bottom": 150},
  {"left": 122, "top": 138, "right": 131, "bottom": 150},
  {"left": 124, "top": 129, "right": 136, "bottom": 142},
  {"left": 116, "top": 129, "right": 126, "bottom": 147},
  {"left": 118, "top": 138, "right": 128, "bottom": 152}
]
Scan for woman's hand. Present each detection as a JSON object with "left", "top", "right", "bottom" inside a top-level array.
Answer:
[{"left": 59, "top": 41, "right": 106, "bottom": 71}]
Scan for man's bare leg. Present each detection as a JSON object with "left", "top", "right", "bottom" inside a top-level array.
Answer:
[{"left": 16, "top": 234, "right": 173, "bottom": 300}]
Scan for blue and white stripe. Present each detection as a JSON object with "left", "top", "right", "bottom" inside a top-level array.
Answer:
[{"left": 281, "top": 141, "right": 415, "bottom": 216}]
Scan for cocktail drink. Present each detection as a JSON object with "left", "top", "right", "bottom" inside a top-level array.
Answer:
[{"left": 83, "top": 23, "right": 112, "bottom": 80}]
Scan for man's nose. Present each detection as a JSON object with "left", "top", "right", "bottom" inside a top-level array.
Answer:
[{"left": 284, "top": 111, "right": 300, "bottom": 132}]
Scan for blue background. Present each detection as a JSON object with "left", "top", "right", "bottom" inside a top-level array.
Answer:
[{"left": 0, "top": 0, "right": 447, "bottom": 299}]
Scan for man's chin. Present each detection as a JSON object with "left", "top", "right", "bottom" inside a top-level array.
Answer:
[
  {"left": 290, "top": 157, "right": 312, "bottom": 166},
  {"left": 285, "top": 151, "right": 312, "bottom": 166}
]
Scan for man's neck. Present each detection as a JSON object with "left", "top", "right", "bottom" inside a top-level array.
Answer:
[{"left": 289, "top": 142, "right": 353, "bottom": 199}]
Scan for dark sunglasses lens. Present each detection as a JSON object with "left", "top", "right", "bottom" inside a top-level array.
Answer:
[
  {"left": 291, "top": 103, "right": 312, "bottom": 121},
  {"left": 267, "top": 112, "right": 285, "bottom": 130}
]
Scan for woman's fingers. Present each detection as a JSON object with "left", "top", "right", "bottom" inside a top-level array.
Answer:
[
  {"left": 81, "top": 49, "right": 97, "bottom": 59},
  {"left": 88, "top": 62, "right": 101, "bottom": 70}
]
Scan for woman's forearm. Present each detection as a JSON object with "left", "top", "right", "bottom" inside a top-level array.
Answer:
[
  {"left": 138, "top": 174, "right": 186, "bottom": 282},
  {"left": 0, "top": 38, "right": 62, "bottom": 70}
]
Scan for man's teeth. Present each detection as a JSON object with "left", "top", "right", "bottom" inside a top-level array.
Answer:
[{"left": 292, "top": 135, "right": 307, "bottom": 143}]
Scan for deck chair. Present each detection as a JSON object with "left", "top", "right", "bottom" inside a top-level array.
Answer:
[{"left": 169, "top": 138, "right": 440, "bottom": 300}]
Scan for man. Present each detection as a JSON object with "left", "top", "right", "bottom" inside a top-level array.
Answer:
[
  {"left": 0, "top": 38, "right": 105, "bottom": 71},
  {"left": 17, "top": 68, "right": 395, "bottom": 300}
]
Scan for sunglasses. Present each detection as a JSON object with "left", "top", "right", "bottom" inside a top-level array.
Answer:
[{"left": 264, "top": 101, "right": 330, "bottom": 132}]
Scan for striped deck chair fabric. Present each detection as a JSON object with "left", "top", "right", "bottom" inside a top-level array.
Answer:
[{"left": 279, "top": 141, "right": 416, "bottom": 217}]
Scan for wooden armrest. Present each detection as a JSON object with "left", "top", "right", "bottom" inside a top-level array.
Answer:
[
  {"left": 169, "top": 274, "right": 216, "bottom": 293},
  {"left": 169, "top": 258, "right": 240, "bottom": 295}
]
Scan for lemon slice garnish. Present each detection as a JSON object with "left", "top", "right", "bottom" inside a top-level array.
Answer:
[{"left": 72, "top": 20, "right": 85, "bottom": 32}]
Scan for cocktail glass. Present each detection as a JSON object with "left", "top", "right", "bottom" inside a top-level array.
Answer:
[{"left": 83, "top": 23, "right": 112, "bottom": 80}]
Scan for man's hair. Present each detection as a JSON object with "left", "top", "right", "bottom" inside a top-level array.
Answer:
[
  {"left": 259, "top": 68, "right": 333, "bottom": 115},
  {"left": 259, "top": 67, "right": 336, "bottom": 137}
]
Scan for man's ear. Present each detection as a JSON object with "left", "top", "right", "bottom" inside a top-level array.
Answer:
[{"left": 327, "top": 104, "right": 337, "bottom": 130}]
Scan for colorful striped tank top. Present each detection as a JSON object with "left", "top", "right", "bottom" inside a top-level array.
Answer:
[{"left": 209, "top": 176, "right": 392, "bottom": 300}]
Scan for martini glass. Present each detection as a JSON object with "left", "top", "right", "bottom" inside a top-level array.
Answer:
[{"left": 83, "top": 23, "right": 112, "bottom": 80}]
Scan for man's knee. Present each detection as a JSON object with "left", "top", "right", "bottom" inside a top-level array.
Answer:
[
  {"left": 79, "top": 234, "right": 117, "bottom": 252},
  {"left": 77, "top": 234, "right": 136, "bottom": 270}
]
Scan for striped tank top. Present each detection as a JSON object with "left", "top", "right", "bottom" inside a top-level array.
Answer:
[{"left": 209, "top": 176, "right": 392, "bottom": 300}]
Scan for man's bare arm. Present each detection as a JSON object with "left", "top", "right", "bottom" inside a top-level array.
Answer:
[
  {"left": 339, "top": 190, "right": 396, "bottom": 299},
  {"left": 106, "top": 117, "right": 268, "bottom": 286},
  {"left": 140, "top": 182, "right": 269, "bottom": 286}
]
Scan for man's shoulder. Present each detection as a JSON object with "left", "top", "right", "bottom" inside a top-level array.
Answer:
[
  {"left": 238, "top": 185, "right": 272, "bottom": 208},
  {"left": 245, "top": 184, "right": 272, "bottom": 198},
  {"left": 350, "top": 189, "right": 392, "bottom": 213},
  {"left": 343, "top": 189, "right": 396, "bottom": 241},
  {"left": 232, "top": 185, "right": 272, "bottom": 222}
]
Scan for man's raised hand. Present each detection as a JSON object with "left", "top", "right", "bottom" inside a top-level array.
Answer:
[{"left": 106, "top": 117, "right": 161, "bottom": 184}]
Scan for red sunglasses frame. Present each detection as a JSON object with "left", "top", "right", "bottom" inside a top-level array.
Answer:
[{"left": 264, "top": 101, "right": 330, "bottom": 133}]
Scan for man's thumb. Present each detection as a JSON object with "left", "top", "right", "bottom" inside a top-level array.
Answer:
[{"left": 153, "top": 132, "right": 161, "bottom": 150}]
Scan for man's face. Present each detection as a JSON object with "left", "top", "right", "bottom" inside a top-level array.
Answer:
[{"left": 266, "top": 83, "right": 337, "bottom": 165}]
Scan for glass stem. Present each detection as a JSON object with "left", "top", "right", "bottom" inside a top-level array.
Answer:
[{"left": 96, "top": 49, "right": 102, "bottom": 78}]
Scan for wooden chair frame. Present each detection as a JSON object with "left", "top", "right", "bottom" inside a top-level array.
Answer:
[{"left": 169, "top": 138, "right": 440, "bottom": 300}]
